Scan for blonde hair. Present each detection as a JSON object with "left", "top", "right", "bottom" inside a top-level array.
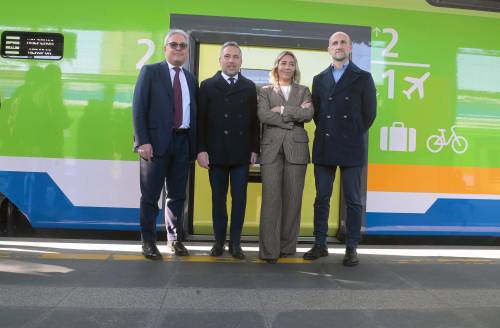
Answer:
[{"left": 269, "top": 51, "right": 301, "bottom": 85}]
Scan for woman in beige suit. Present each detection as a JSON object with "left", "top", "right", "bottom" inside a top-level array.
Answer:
[{"left": 258, "top": 51, "right": 314, "bottom": 263}]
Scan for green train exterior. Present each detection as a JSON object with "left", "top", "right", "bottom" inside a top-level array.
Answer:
[{"left": 1, "top": 0, "right": 500, "bottom": 237}]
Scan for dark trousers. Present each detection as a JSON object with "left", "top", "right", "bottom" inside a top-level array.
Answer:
[
  {"left": 313, "top": 164, "right": 363, "bottom": 248},
  {"left": 139, "top": 133, "right": 189, "bottom": 242},
  {"left": 208, "top": 164, "right": 249, "bottom": 246}
]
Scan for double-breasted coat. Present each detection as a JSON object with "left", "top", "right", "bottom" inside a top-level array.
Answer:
[
  {"left": 311, "top": 62, "right": 377, "bottom": 167},
  {"left": 197, "top": 71, "right": 259, "bottom": 165}
]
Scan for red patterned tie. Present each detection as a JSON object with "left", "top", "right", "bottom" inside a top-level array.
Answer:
[{"left": 173, "top": 67, "right": 183, "bottom": 128}]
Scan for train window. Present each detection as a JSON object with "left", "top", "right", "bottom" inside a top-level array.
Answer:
[
  {"left": 1, "top": 31, "right": 64, "bottom": 60},
  {"left": 427, "top": 0, "right": 500, "bottom": 12}
]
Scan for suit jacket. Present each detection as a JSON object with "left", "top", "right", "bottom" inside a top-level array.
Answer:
[
  {"left": 311, "top": 62, "right": 376, "bottom": 166},
  {"left": 258, "top": 83, "right": 314, "bottom": 165},
  {"left": 132, "top": 61, "right": 198, "bottom": 160},
  {"left": 197, "top": 71, "right": 259, "bottom": 166}
]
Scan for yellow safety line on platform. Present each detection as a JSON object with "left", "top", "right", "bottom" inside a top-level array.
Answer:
[
  {"left": 275, "top": 257, "right": 311, "bottom": 263},
  {"left": 7, "top": 251, "right": 312, "bottom": 263},
  {"left": 1, "top": 250, "right": 497, "bottom": 264},
  {"left": 40, "top": 253, "right": 110, "bottom": 260},
  {"left": 112, "top": 254, "right": 146, "bottom": 261},
  {"left": 175, "top": 255, "right": 242, "bottom": 263}
]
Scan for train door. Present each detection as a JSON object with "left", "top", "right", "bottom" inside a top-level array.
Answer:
[
  {"left": 193, "top": 44, "right": 340, "bottom": 238},
  {"left": 171, "top": 14, "right": 372, "bottom": 240}
]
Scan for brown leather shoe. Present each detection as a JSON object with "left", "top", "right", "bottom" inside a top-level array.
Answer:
[
  {"left": 167, "top": 241, "right": 189, "bottom": 256},
  {"left": 142, "top": 242, "right": 162, "bottom": 260}
]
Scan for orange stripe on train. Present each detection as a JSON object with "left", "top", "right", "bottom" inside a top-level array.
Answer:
[{"left": 367, "top": 164, "right": 500, "bottom": 194}]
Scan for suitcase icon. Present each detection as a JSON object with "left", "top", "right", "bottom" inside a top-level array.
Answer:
[{"left": 380, "top": 122, "right": 416, "bottom": 152}]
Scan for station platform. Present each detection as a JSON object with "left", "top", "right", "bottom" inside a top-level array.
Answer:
[{"left": 1, "top": 237, "right": 500, "bottom": 328}]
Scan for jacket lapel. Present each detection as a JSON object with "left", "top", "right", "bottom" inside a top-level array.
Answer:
[
  {"left": 214, "top": 71, "right": 230, "bottom": 93},
  {"left": 332, "top": 62, "right": 361, "bottom": 96},
  {"left": 159, "top": 61, "right": 173, "bottom": 97},
  {"left": 272, "top": 84, "right": 286, "bottom": 104},
  {"left": 320, "top": 67, "right": 336, "bottom": 98},
  {"left": 287, "top": 83, "right": 300, "bottom": 105}
]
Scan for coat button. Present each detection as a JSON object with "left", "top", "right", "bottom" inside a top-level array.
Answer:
[
  {"left": 343, "top": 115, "right": 348, "bottom": 119},
  {"left": 345, "top": 96, "right": 349, "bottom": 100},
  {"left": 225, "top": 98, "right": 229, "bottom": 102},
  {"left": 326, "top": 115, "right": 331, "bottom": 119},
  {"left": 239, "top": 131, "right": 243, "bottom": 135},
  {"left": 224, "top": 130, "right": 228, "bottom": 135},
  {"left": 224, "top": 114, "right": 228, "bottom": 118},
  {"left": 325, "top": 133, "right": 330, "bottom": 137},
  {"left": 328, "top": 97, "right": 333, "bottom": 101}
]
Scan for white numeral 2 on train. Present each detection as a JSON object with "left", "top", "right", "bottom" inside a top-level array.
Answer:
[
  {"left": 381, "top": 28, "right": 399, "bottom": 58},
  {"left": 136, "top": 39, "right": 155, "bottom": 69}
]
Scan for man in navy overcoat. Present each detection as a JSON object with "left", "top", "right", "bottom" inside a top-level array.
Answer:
[{"left": 304, "top": 31, "right": 377, "bottom": 266}]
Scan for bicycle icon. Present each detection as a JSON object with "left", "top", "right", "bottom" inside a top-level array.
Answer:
[{"left": 426, "top": 125, "right": 468, "bottom": 154}]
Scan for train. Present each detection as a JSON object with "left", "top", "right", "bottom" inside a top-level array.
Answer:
[{"left": 1, "top": 0, "right": 499, "bottom": 239}]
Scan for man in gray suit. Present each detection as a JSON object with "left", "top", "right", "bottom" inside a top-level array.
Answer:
[{"left": 304, "top": 31, "right": 377, "bottom": 266}]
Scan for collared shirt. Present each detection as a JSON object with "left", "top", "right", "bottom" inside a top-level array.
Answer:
[
  {"left": 167, "top": 60, "right": 190, "bottom": 128},
  {"left": 331, "top": 60, "right": 349, "bottom": 83},
  {"left": 221, "top": 71, "right": 239, "bottom": 85}
]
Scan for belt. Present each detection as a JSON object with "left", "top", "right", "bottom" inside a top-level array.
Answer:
[{"left": 173, "top": 128, "right": 189, "bottom": 134}]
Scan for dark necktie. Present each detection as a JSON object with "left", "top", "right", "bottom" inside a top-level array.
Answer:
[
  {"left": 228, "top": 77, "right": 235, "bottom": 86},
  {"left": 173, "top": 67, "right": 183, "bottom": 128}
]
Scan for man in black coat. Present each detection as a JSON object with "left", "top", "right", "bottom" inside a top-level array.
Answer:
[
  {"left": 197, "top": 41, "right": 259, "bottom": 259},
  {"left": 303, "top": 32, "right": 377, "bottom": 266}
]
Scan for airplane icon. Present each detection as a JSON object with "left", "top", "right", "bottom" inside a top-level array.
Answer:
[{"left": 402, "top": 72, "right": 431, "bottom": 99}]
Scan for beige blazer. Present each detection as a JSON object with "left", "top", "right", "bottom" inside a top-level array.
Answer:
[{"left": 258, "top": 83, "right": 314, "bottom": 165}]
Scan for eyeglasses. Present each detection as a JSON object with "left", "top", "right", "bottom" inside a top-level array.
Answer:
[{"left": 167, "top": 42, "right": 188, "bottom": 50}]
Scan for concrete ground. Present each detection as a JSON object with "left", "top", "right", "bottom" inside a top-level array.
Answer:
[{"left": 1, "top": 238, "right": 500, "bottom": 328}]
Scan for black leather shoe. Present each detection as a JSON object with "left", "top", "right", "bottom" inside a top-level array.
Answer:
[
  {"left": 210, "top": 241, "right": 225, "bottom": 256},
  {"left": 303, "top": 244, "right": 329, "bottom": 260},
  {"left": 167, "top": 241, "right": 189, "bottom": 256},
  {"left": 142, "top": 242, "right": 162, "bottom": 260},
  {"left": 228, "top": 244, "right": 245, "bottom": 260},
  {"left": 343, "top": 247, "right": 359, "bottom": 266}
]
